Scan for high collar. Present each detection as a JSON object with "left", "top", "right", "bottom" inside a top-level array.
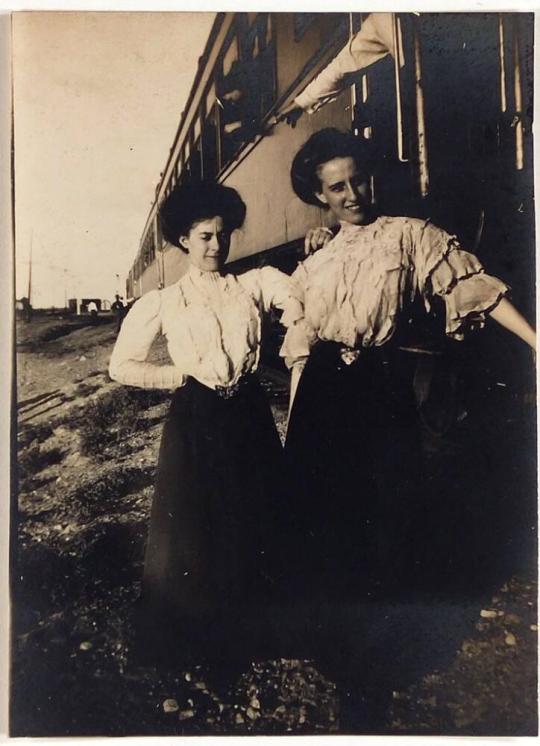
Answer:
[
  {"left": 186, "top": 264, "right": 223, "bottom": 287},
  {"left": 338, "top": 215, "right": 381, "bottom": 232}
]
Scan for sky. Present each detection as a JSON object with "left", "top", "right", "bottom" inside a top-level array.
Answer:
[{"left": 13, "top": 11, "right": 215, "bottom": 307}]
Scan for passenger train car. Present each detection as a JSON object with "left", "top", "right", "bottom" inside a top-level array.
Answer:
[{"left": 127, "top": 12, "right": 534, "bottom": 321}]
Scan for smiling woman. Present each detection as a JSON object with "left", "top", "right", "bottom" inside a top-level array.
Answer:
[
  {"left": 314, "top": 158, "right": 371, "bottom": 226},
  {"left": 280, "top": 128, "right": 536, "bottom": 621},
  {"left": 108, "top": 180, "right": 302, "bottom": 672}
]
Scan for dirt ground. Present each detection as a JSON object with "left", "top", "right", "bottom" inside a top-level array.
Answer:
[{"left": 11, "top": 314, "right": 538, "bottom": 736}]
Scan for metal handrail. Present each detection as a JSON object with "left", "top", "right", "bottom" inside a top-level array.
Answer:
[
  {"left": 413, "top": 21, "right": 429, "bottom": 197},
  {"left": 392, "top": 14, "right": 409, "bottom": 163}
]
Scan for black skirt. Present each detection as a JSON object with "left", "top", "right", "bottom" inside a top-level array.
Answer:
[
  {"left": 136, "top": 375, "right": 285, "bottom": 665},
  {"left": 284, "top": 342, "right": 425, "bottom": 602}
]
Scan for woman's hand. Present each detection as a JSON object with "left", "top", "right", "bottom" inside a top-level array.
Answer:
[
  {"left": 304, "top": 227, "right": 333, "bottom": 256},
  {"left": 489, "top": 298, "right": 536, "bottom": 351},
  {"left": 271, "top": 102, "right": 304, "bottom": 128}
]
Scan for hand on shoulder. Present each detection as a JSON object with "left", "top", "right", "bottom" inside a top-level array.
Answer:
[{"left": 304, "top": 226, "right": 334, "bottom": 256}]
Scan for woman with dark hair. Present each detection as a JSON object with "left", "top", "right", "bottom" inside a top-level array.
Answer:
[
  {"left": 109, "top": 180, "right": 301, "bottom": 666},
  {"left": 281, "top": 127, "right": 535, "bottom": 604}
]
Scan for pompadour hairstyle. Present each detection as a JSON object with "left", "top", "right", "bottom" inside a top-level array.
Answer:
[{"left": 159, "top": 180, "right": 246, "bottom": 252}]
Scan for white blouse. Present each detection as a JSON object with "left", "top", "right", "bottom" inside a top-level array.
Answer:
[
  {"left": 280, "top": 216, "right": 508, "bottom": 367},
  {"left": 109, "top": 264, "right": 302, "bottom": 390}
]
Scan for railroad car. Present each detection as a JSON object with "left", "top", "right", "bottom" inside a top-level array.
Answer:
[{"left": 127, "top": 12, "right": 534, "bottom": 322}]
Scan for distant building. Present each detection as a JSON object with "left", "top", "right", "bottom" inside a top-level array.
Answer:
[{"left": 68, "top": 298, "right": 111, "bottom": 314}]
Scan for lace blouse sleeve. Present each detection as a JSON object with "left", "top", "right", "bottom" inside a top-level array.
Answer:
[
  {"left": 109, "top": 290, "right": 186, "bottom": 389},
  {"left": 252, "top": 266, "right": 302, "bottom": 320},
  {"left": 278, "top": 263, "right": 318, "bottom": 369},
  {"left": 413, "top": 221, "right": 509, "bottom": 341}
]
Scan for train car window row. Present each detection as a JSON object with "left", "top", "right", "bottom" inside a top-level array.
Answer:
[
  {"left": 127, "top": 13, "right": 533, "bottom": 309},
  {"left": 129, "top": 12, "right": 364, "bottom": 292}
]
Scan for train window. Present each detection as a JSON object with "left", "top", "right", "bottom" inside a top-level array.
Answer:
[
  {"left": 177, "top": 144, "right": 185, "bottom": 184},
  {"left": 145, "top": 232, "right": 156, "bottom": 267},
  {"left": 222, "top": 35, "right": 239, "bottom": 78},
  {"left": 202, "top": 103, "right": 219, "bottom": 179},
  {"left": 217, "top": 36, "right": 243, "bottom": 166},
  {"left": 216, "top": 15, "right": 276, "bottom": 171},
  {"left": 155, "top": 217, "right": 163, "bottom": 252},
  {"left": 206, "top": 86, "right": 216, "bottom": 116},
  {"left": 183, "top": 140, "right": 192, "bottom": 181},
  {"left": 240, "top": 13, "right": 271, "bottom": 59},
  {"left": 189, "top": 134, "right": 203, "bottom": 182}
]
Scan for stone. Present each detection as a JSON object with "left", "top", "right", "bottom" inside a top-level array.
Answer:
[
  {"left": 504, "top": 633, "right": 517, "bottom": 646},
  {"left": 79, "top": 641, "right": 92, "bottom": 651},
  {"left": 480, "top": 609, "right": 497, "bottom": 618},
  {"left": 162, "top": 699, "right": 179, "bottom": 714},
  {"left": 179, "top": 708, "right": 195, "bottom": 721}
]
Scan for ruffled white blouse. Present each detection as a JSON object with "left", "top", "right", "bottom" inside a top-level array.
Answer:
[
  {"left": 109, "top": 264, "right": 302, "bottom": 390},
  {"left": 281, "top": 216, "right": 508, "bottom": 366}
]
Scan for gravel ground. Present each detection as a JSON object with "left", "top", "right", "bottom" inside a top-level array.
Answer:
[{"left": 11, "top": 314, "right": 537, "bottom": 736}]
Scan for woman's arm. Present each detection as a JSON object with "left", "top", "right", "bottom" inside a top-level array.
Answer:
[
  {"left": 253, "top": 266, "right": 315, "bottom": 416},
  {"left": 109, "top": 290, "right": 186, "bottom": 389},
  {"left": 288, "top": 361, "right": 306, "bottom": 418},
  {"left": 489, "top": 297, "right": 536, "bottom": 350},
  {"left": 276, "top": 13, "right": 398, "bottom": 124}
]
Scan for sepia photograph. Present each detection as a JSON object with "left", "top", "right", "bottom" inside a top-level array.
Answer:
[{"left": 10, "top": 8, "right": 537, "bottom": 737}]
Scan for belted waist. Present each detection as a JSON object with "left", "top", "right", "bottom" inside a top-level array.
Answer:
[
  {"left": 214, "top": 374, "right": 253, "bottom": 399},
  {"left": 309, "top": 341, "right": 374, "bottom": 369},
  {"left": 311, "top": 340, "right": 443, "bottom": 369},
  {"left": 183, "top": 373, "right": 255, "bottom": 399}
]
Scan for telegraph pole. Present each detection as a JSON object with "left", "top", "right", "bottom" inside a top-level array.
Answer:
[{"left": 27, "top": 232, "right": 33, "bottom": 307}]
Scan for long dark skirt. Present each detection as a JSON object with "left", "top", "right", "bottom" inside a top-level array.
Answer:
[
  {"left": 284, "top": 342, "right": 425, "bottom": 603},
  {"left": 136, "top": 375, "right": 285, "bottom": 666}
]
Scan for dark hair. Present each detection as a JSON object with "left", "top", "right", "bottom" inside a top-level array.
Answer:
[
  {"left": 159, "top": 180, "right": 247, "bottom": 251},
  {"left": 291, "top": 128, "right": 374, "bottom": 207}
]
